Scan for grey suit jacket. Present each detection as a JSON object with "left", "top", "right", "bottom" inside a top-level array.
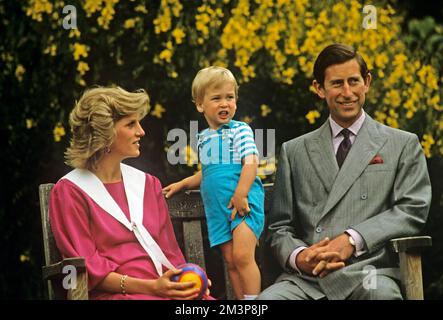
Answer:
[{"left": 269, "top": 114, "right": 431, "bottom": 299}]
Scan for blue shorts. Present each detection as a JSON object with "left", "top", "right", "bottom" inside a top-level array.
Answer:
[{"left": 200, "top": 164, "right": 265, "bottom": 247}]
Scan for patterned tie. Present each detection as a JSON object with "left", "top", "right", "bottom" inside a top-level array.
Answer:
[{"left": 336, "top": 128, "right": 352, "bottom": 168}]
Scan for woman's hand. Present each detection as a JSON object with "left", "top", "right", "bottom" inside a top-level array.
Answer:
[
  {"left": 162, "top": 181, "right": 184, "bottom": 199},
  {"left": 153, "top": 269, "right": 201, "bottom": 300}
]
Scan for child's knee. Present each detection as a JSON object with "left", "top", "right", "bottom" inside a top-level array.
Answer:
[{"left": 233, "top": 251, "right": 254, "bottom": 269}]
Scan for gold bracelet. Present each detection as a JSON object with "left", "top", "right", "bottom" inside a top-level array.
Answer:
[{"left": 120, "top": 274, "right": 128, "bottom": 295}]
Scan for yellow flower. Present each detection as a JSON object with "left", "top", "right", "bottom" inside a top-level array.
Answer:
[
  {"left": 258, "top": 157, "right": 276, "bottom": 179},
  {"left": 124, "top": 18, "right": 136, "bottom": 29},
  {"left": 15, "top": 64, "right": 26, "bottom": 82},
  {"left": 53, "top": 122, "right": 66, "bottom": 142},
  {"left": 151, "top": 103, "right": 166, "bottom": 118},
  {"left": 241, "top": 116, "right": 254, "bottom": 124},
  {"left": 261, "top": 104, "right": 272, "bottom": 117},
  {"left": 26, "top": 119, "right": 34, "bottom": 129},
  {"left": 305, "top": 110, "right": 321, "bottom": 124},
  {"left": 77, "top": 61, "right": 90, "bottom": 76},
  {"left": 421, "top": 134, "right": 435, "bottom": 158},
  {"left": 135, "top": 4, "right": 148, "bottom": 14},
  {"left": 26, "top": 0, "right": 53, "bottom": 22},
  {"left": 20, "top": 254, "right": 30, "bottom": 263},
  {"left": 159, "top": 49, "right": 172, "bottom": 63},
  {"left": 182, "top": 145, "right": 198, "bottom": 167},
  {"left": 69, "top": 29, "right": 81, "bottom": 38},
  {"left": 44, "top": 44, "right": 57, "bottom": 56},
  {"left": 172, "top": 28, "right": 186, "bottom": 44},
  {"left": 73, "top": 43, "right": 89, "bottom": 61}
]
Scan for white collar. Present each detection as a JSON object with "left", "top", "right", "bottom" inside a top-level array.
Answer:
[
  {"left": 329, "top": 110, "right": 366, "bottom": 138},
  {"left": 61, "top": 163, "right": 174, "bottom": 275}
]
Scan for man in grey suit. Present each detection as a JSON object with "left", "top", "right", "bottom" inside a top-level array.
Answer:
[{"left": 258, "top": 43, "right": 431, "bottom": 300}]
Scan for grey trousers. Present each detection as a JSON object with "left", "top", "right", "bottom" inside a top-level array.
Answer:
[{"left": 257, "top": 275, "right": 403, "bottom": 300}]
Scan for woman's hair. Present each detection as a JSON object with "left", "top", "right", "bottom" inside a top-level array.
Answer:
[
  {"left": 65, "top": 86, "right": 150, "bottom": 170},
  {"left": 191, "top": 66, "right": 239, "bottom": 104}
]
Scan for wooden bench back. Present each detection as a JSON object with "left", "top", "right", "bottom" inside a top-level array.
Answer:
[{"left": 39, "top": 183, "right": 279, "bottom": 300}]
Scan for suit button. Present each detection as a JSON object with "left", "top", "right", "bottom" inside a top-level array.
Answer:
[
  {"left": 361, "top": 194, "right": 367, "bottom": 200},
  {"left": 315, "top": 226, "right": 322, "bottom": 233}
]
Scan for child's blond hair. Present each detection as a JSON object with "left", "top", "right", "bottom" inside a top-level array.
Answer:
[{"left": 191, "top": 66, "right": 239, "bottom": 104}]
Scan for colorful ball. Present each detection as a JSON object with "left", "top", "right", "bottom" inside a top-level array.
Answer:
[{"left": 171, "top": 263, "right": 209, "bottom": 300}]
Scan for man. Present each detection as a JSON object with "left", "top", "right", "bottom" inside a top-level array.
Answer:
[{"left": 258, "top": 43, "right": 431, "bottom": 300}]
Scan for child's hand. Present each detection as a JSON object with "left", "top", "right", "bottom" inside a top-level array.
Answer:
[
  {"left": 228, "top": 193, "right": 251, "bottom": 221},
  {"left": 162, "top": 181, "right": 184, "bottom": 199}
]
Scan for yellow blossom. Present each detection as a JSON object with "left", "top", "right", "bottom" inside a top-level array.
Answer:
[
  {"left": 159, "top": 49, "right": 172, "bottom": 63},
  {"left": 172, "top": 28, "right": 186, "bottom": 44},
  {"left": 305, "top": 110, "right": 320, "bottom": 124},
  {"left": 241, "top": 116, "right": 253, "bottom": 124},
  {"left": 258, "top": 157, "right": 276, "bottom": 179},
  {"left": 124, "top": 18, "right": 136, "bottom": 29},
  {"left": 15, "top": 64, "right": 26, "bottom": 82},
  {"left": 53, "top": 122, "right": 66, "bottom": 142},
  {"left": 182, "top": 145, "right": 198, "bottom": 167},
  {"left": 73, "top": 43, "right": 89, "bottom": 61},
  {"left": 26, "top": 0, "right": 53, "bottom": 22},
  {"left": 135, "top": 4, "right": 148, "bottom": 14},
  {"left": 69, "top": 29, "right": 81, "bottom": 38},
  {"left": 421, "top": 134, "right": 435, "bottom": 158},
  {"left": 43, "top": 44, "right": 57, "bottom": 56},
  {"left": 261, "top": 104, "right": 272, "bottom": 117},
  {"left": 26, "top": 119, "right": 34, "bottom": 129},
  {"left": 20, "top": 254, "right": 30, "bottom": 263},
  {"left": 151, "top": 103, "right": 166, "bottom": 118},
  {"left": 77, "top": 61, "right": 90, "bottom": 76}
]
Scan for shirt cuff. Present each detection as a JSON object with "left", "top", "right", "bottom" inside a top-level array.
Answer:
[
  {"left": 289, "top": 247, "right": 307, "bottom": 274},
  {"left": 345, "top": 229, "right": 367, "bottom": 257}
]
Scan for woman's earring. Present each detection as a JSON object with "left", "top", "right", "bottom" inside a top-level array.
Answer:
[{"left": 105, "top": 146, "right": 111, "bottom": 154}]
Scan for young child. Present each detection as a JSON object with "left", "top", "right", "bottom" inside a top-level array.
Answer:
[{"left": 163, "top": 66, "right": 265, "bottom": 300}]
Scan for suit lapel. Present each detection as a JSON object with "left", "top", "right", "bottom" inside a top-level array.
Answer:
[
  {"left": 320, "top": 115, "right": 387, "bottom": 219},
  {"left": 305, "top": 121, "right": 338, "bottom": 193}
]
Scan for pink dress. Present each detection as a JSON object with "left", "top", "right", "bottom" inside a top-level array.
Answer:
[{"left": 49, "top": 173, "right": 186, "bottom": 300}]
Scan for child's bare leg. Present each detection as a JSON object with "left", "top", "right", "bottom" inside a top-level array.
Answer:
[
  {"left": 232, "top": 221, "right": 261, "bottom": 296},
  {"left": 220, "top": 241, "right": 244, "bottom": 299}
]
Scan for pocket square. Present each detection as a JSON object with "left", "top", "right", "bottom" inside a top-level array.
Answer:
[{"left": 369, "top": 155, "right": 384, "bottom": 164}]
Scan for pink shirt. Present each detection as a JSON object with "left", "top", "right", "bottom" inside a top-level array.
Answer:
[{"left": 49, "top": 173, "right": 186, "bottom": 300}]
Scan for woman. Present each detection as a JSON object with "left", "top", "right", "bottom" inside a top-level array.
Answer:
[{"left": 49, "top": 86, "right": 208, "bottom": 300}]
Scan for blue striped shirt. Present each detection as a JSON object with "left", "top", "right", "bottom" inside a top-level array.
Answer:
[{"left": 197, "top": 120, "right": 259, "bottom": 165}]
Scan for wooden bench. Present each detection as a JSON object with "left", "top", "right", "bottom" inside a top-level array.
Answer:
[{"left": 39, "top": 183, "right": 431, "bottom": 300}]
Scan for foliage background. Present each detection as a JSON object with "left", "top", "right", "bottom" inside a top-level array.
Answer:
[{"left": 0, "top": 0, "right": 442, "bottom": 299}]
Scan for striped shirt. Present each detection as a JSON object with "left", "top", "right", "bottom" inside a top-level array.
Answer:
[{"left": 196, "top": 120, "right": 259, "bottom": 165}]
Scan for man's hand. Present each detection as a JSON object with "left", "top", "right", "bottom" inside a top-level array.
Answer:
[
  {"left": 303, "top": 234, "right": 355, "bottom": 277},
  {"left": 296, "top": 238, "right": 345, "bottom": 277},
  {"left": 228, "top": 192, "right": 251, "bottom": 221}
]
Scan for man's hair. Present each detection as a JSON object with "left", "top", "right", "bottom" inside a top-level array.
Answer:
[
  {"left": 65, "top": 86, "right": 150, "bottom": 170},
  {"left": 192, "top": 66, "right": 239, "bottom": 104},
  {"left": 313, "top": 43, "right": 369, "bottom": 86}
]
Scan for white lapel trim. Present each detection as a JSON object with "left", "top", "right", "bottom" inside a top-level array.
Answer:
[{"left": 62, "top": 164, "right": 174, "bottom": 275}]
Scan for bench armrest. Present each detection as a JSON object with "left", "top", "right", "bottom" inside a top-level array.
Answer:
[
  {"left": 390, "top": 236, "right": 432, "bottom": 253},
  {"left": 42, "top": 257, "right": 86, "bottom": 280},
  {"left": 390, "top": 236, "right": 432, "bottom": 300}
]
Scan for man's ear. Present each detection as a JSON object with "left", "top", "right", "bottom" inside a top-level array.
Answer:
[
  {"left": 312, "top": 80, "right": 326, "bottom": 99},
  {"left": 364, "top": 72, "right": 372, "bottom": 93}
]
